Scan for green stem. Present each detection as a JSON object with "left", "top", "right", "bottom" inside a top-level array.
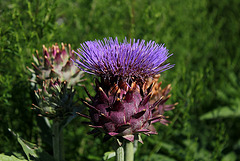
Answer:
[
  {"left": 52, "top": 120, "right": 64, "bottom": 161},
  {"left": 124, "top": 141, "right": 134, "bottom": 161},
  {"left": 133, "top": 140, "right": 138, "bottom": 153},
  {"left": 115, "top": 143, "right": 124, "bottom": 161}
]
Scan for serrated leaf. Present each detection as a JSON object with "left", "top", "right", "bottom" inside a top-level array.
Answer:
[
  {"left": 9, "top": 129, "right": 54, "bottom": 161},
  {"left": 17, "top": 136, "right": 55, "bottom": 161},
  {"left": 0, "top": 154, "right": 27, "bottom": 161},
  {"left": 17, "top": 134, "right": 38, "bottom": 160}
]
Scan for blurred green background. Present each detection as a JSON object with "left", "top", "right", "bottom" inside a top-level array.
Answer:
[{"left": 0, "top": 0, "right": 240, "bottom": 160}]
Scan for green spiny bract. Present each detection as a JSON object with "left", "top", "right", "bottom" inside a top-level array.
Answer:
[
  {"left": 28, "top": 43, "right": 84, "bottom": 87},
  {"left": 33, "top": 79, "right": 77, "bottom": 120}
]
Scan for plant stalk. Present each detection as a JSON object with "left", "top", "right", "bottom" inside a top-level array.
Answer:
[
  {"left": 124, "top": 141, "right": 134, "bottom": 161},
  {"left": 52, "top": 120, "right": 64, "bottom": 161},
  {"left": 115, "top": 143, "right": 124, "bottom": 161}
]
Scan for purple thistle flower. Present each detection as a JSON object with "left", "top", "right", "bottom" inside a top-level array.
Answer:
[
  {"left": 74, "top": 37, "right": 176, "bottom": 143},
  {"left": 74, "top": 37, "right": 174, "bottom": 84}
]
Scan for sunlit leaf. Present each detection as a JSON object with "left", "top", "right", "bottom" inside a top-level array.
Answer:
[
  {"left": 200, "top": 99, "right": 240, "bottom": 120},
  {"left": 221, "top": 152, "right": 237, "bottom": 161},
  {"left": 16, "top": 134, "right": 38, "bottom": 160},
  {"left": 0, "top": 154, "right": 27, "bottom": 161},
  {"left": 103, "top": 151, "right": 115, "bottom": 160},
  {"left": 9, "top": 129, "right": 54, "bottom": 161}
]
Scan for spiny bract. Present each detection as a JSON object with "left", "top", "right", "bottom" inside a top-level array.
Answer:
[
  {"left": 28, "top": 43, "right": 84, "bottom": 87},
  {"left": 143, "top": 75, "right": 178, "bottom": 125},
  {"left": 80, "top": 78, "right": 177, "bottom": 143},
  {"left": 33, "top": 79, "right": 77, "bottom": 120}
]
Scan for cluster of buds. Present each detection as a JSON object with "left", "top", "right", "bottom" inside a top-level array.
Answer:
[
  {"left": 33, "top": 79, "right": 76, "bottom": 120},
  {"left": 28, "top": 43, "right": 84, "bottom": 120}
]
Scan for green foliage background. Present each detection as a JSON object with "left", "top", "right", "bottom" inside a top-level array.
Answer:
[{"left": 0, "top": 0, "right": 240, "bottom": 160}]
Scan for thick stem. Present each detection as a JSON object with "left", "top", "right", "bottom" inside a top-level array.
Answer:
[
  {"left": 125, "top": 141, "right": 134, "bottom": 161},
  {"left": 115, "top": 144, "right": 124, "bottom": 161},
  {"left": 52, "top": 120, "right": 64, "bottom": 161},
  {"left": 133, "top": 140, "right": 138, "bottom": 153}
]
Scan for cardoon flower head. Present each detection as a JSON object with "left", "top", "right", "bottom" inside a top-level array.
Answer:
[
  {"left": 74, "top": 37, "right": 176, "bottom": 143},
  {"left": 74, "top": 37, "right": 174, "bottom": 86},
  {"left": 28, "top": 43, "right": 84, "bottom": 87}
]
